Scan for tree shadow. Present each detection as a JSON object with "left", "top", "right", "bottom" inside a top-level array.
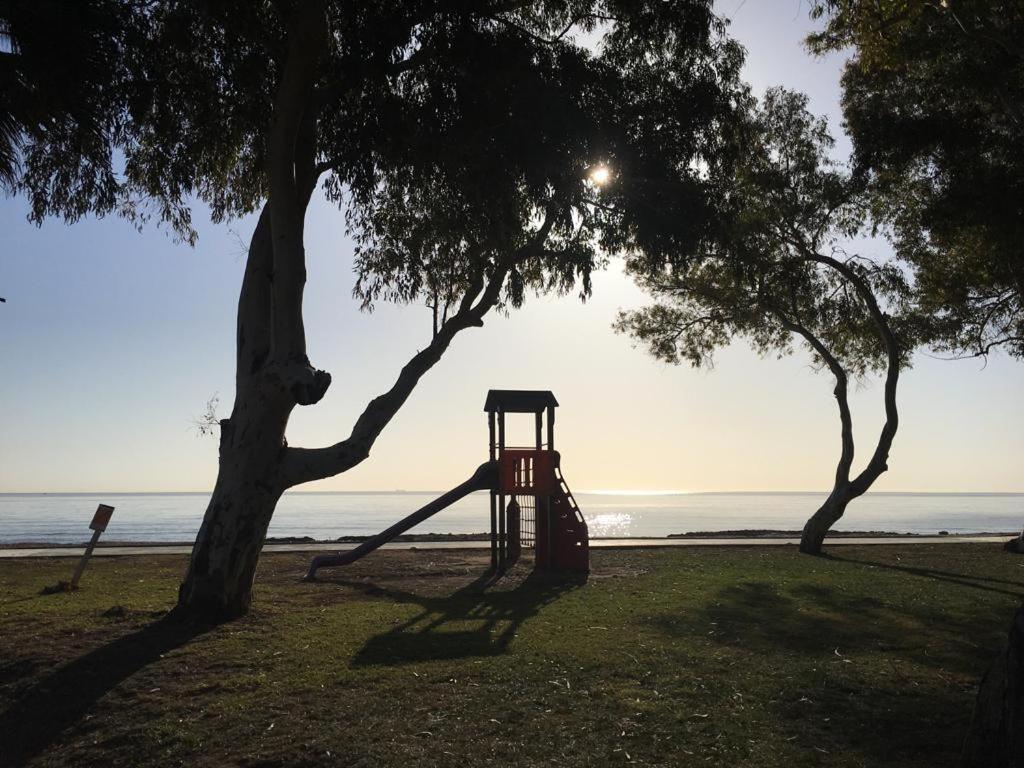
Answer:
[
  {"left": 825, "top": 552, "right": 1024, "bottom": 596},
  {"left": 658, "top": 580, "right": 1006, "bottom": 675},
  {"left": 643, "top": 579, "right": 1016, "bottom": 766},
  {"left": 0, "top": 616, "right": 209, "bottom": 767},
  {"left": 0, "top": 594, "right": 46, "bottom": 607},
  {"left": 336, "top": 569, "right": 587, "bottom": 667},
  {"left": 0, "top": 657, "right": 44, "bottom": 689}
]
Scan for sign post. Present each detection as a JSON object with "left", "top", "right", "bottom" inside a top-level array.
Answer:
[{"left": 70, "top": 504, "right": 114, "bottom": 589}]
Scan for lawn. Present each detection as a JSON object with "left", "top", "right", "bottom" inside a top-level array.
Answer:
[{"left": 0, "top": 544, "right": 1021, "bottom": 767}]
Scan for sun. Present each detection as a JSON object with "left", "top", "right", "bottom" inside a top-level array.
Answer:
[{"left": 589, "top": 164, "right": 612, "bottom": 186}]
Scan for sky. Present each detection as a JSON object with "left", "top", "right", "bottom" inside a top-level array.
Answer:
[{"left": 1, "top": 1, "right": 1021, "bottom": 494}]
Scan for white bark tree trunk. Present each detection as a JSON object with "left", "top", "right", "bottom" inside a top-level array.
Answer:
[
  {"left": 170, "top": 4, "right": 562, "bottom": 622},
  {"left": 173, "top": 1, "right": 326, "bottom": 622},
  {"left": 174, "top": 412, "right": 287, "bottom": 620}
]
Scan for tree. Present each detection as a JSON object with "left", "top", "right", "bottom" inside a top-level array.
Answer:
[
  {"left": 0, "top": 0, "right": 140, "bottom": 206},
  {"left": 962, "top": 606, "right": 1024, "bottom": 768},
  {"left": 616, "top": 88, "right": 913, "bottom": 555},
  {"left": 809, "top": 1, "right": 1024, "bottom": 359},
  {"left": 5, "top": 1, "right": 746, "bottom": 621}
]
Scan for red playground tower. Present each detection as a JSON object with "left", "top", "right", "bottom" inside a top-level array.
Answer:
[
  {"left": 304, "top": 389, "right": 588, "bottom": 579},
  {"left": 485, "top": 390, "right": 589, "bottom": 573}
]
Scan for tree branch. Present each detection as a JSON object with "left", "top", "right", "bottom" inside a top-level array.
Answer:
[
  {"left": 236, "top": 204, "right": 273, "bottom": 381},
  {"left": 775, "top": 309, "right": 856, "bottom": 488},
  {"left": 785, "top": 238, "right": 901, "bottom": 496},
  {"left": 235, "top": 110, "right": 324, "bottom": 389},
  {"left": 488, "top": 11, "right": 613, "bottom": 45},
  {"left": 259, "top": 1, "right": 334, "bottom": 407},
  {"left": 266, "top": 0, "right": 326, "bottom": 368},
  {"left": 278, "top": 208, "right": 559, "bottom": 487}
]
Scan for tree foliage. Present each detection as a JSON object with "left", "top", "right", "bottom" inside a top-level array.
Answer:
[
  {"left": 617, "top": 88, "right": 912, "bottom": 377},
  {"left": 809, "top": 0, "right": 1024, "bottom": 358},
  {"left": 618, "top": 88, "right": 912, "bottom": 554},
  {"left": 0, "top": 0, "right": 140, "bottom": 207},
  {"left": 6, "top": 1, "right": 747, "bottom": 313},
  {"left": 2, "top": 1, "right": 752, "bottom": 618}
]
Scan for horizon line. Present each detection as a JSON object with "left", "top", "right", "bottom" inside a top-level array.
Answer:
[{"left": 2, "top": 489, "right": 1023, "bottom": 497}]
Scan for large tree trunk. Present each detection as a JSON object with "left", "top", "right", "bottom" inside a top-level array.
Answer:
[
  {"left": 174, "top": 468, "right": 283, "bottom": 622},
  {"left": 962, "top": 606, "right": 1024, "bottom": 767},
  {"left": 174, "top": 377, "right": 292, "bottom": 621},
  {"left": 171, "top": 2, "right": 326, "bottom": 623},
  {"left": 799, "top": 488, "right": 852, "bottom": 555}
]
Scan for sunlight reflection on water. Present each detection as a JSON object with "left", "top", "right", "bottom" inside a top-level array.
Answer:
[
  {"left": 0, "top": 491, "right": 1021, "bottom": 543},
  {"left": 586, "top": 512, "right": 634, "bottom": 537}
]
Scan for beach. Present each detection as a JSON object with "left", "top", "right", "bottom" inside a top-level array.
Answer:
[{"left": 2, "top": 491, "right": 1021, "bottom": 544}]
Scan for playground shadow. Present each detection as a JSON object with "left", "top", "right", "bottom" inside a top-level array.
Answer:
[
  {"left": 0, "top": 616, "right": 207, "bottom": 768},
  {"left": 340, "top": 568, "right": 587, "bottom": 667}
]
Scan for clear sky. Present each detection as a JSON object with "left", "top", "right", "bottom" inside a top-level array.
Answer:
[{"left": 1, "top": 1, "right": 1021, "bottom": 494}]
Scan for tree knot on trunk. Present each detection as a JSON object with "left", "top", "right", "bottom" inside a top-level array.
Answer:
[
  {"left": 290, "top": 366, "right": 331, "bottom": 405},
  {"left": 265, "top": 360, "right": 332, "bottom": 406}
]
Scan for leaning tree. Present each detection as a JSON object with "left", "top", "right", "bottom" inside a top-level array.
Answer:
[
  {"left": 808, "top": 3, "right": 1024, "bottom": 755},
  {"left": 617, "top": 89, "right": 915, "bottom": 555},
  {"left": 809, "top": 0, "right": 1023, "bottom": 359},
  {"left": 4, "top": 0, "right": 747, "bottom": 620}
]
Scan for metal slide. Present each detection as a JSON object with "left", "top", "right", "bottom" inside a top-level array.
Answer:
[{"left": 303, "top": 461, "right": 498, "bottom": 580}]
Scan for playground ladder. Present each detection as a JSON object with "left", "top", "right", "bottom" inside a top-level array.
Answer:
[{"left": 554, "top": 465, "right": 585, "bottom": 526}]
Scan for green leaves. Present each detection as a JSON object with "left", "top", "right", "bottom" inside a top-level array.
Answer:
[
  {"left": 337, "top": 2, "right": 746, "bottom": 314},
  {"left": 4, "top": 1, "right": 747, "bottom": 316},
  {"left": 1, "top": 0, "right": 143, "bottom": 221},
  {"left": 810, "top": 0, "right": 1024, "bottom": 358},
  {"left": 619, "top": 88, "right": 913, "bottom": 378}
]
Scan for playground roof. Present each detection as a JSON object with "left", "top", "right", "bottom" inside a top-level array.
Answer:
[{"left": 483, "top": 389, "right": 558, "bottom": 413}]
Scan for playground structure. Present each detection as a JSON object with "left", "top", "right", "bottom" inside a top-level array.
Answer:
[{"left": 304, "top": 390, "right": 589, "bottom": 579}]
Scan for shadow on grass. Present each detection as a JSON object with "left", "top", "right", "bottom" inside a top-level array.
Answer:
[
  {"left": 679, "top": 580, "right": 1006, "bottom": 675},
  {"left": 645, "top": 579, "right": 1016, "bottom": 766},
  {"left": 825, "top": 552, "right": 1024, "bottom": 596},
  {"left": 0, "top": 658, "right": 45, "bottom": 689},
  {"left": 0, "top": 616, "right": 208, "bottom": 768},
  {"left": 0, "top": 595, "right": 42, "bottom": 607},
  {"left": 336, "top": 569, "right": 586, "bottom": 667}
]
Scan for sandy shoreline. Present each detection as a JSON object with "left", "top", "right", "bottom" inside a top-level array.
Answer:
[{"left": 0, "top": 529, "right": 1016, "bottom": 551}]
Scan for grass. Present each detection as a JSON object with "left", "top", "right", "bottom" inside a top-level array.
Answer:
[{"left": 0, "top": 544, "right": 1021, "bottom": 767}]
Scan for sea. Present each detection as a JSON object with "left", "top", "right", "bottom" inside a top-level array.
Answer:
[{"left": 0, "top": 491, "right": 1021, "bottom": 544}]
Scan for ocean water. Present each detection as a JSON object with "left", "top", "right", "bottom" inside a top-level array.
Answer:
[{"left": 0, "top": 491, "right": 1022, "bottom": 544}]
